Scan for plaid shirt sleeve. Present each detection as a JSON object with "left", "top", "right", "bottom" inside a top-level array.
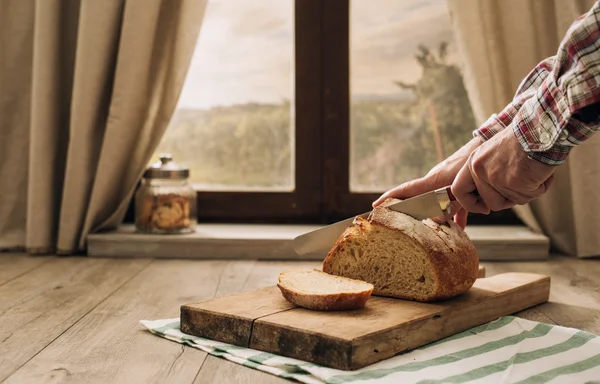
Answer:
[
  {"left": 474, "top": 57, "right": 554, "bottom": 141},
  {"left": 474, "top": 1, "right": 600, "bottom": 165}
]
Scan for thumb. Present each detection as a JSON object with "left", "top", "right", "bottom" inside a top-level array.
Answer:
[{"left": 372, "top": 177, "right": 435, "bottom": 207}]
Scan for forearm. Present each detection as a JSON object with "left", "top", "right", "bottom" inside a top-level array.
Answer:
[
  {"left": 512, "top": 2, "right": 600, "bottom": 165},
  {"left": 474, "top": 1, "right": 600, "bottom": 160}
]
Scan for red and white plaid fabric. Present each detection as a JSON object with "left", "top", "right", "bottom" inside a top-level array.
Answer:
[{"left": 474, "top": 0, "right": 600, "bottom": 165}]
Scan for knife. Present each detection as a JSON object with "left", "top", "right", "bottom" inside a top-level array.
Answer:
[{"left": 293, "top": 186, "right": 457, "bottom": 258}]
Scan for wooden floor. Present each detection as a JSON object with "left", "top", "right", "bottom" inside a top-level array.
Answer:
[{"left": 1, "top": 253, "right": 600, "bottom": 383}]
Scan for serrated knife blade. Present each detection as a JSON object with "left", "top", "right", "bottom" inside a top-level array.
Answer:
[{"left": 293, "top": 186, "right": 456, "bottom": 258}]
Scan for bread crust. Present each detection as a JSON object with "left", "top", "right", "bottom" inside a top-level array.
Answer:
[
  {"left": 277, "top": 269, "right": 374, "bottom": 311},
  {"left": 322, "top": 198, "right": 479, "bottom": 302}
]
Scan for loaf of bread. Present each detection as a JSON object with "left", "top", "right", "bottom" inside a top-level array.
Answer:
[
  {"left": 322, "top": 198, "right": 479, "bottom": 302},
  {"left": 277, "top": 268, "right": 374, "bottom": 310}
]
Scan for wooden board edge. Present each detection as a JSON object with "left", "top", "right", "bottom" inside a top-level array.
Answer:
[
  {"left": 249, "top": 273, "right": 550, "bottom": 371},
  {"left": 180, "top": 305, "right": 254, "bottom": 347},
  {"left": 179, "top": 286, "right": 298, "bottom": 347},
  {"left": 348, "top": 274, "right": 551, "bottom": 369},
  {"left": 250, "top": 324, "right": 355, "bottom": 370}
]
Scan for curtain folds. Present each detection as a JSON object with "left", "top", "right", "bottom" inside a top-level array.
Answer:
[
  {"left": 0, "top": 0, "right": 207, "bottom": 254},
  {"left": 447, "top": 0, "right": 600, "bottom": 257}
]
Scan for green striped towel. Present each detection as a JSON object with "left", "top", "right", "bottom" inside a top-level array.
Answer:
[{"left": 140, "top": 316, "right": 600, "bottom": 383}]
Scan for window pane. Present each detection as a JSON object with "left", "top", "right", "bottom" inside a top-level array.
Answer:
[
  {"left": 350, "top": 0, "right": 477, "bottom": 192},
  {"left": 154, "top": 0, "right": 294, "bottom": 191}
]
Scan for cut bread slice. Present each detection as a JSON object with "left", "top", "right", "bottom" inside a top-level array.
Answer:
[
  {"left": 322, "top": 197, "right": 479, "bottom": 302},
  {"left": 277, "top": 268, "right": 374, "bottom": 311}
]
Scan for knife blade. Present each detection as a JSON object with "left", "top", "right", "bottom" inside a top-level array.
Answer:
[{"left": 293, "top": 186, "right": 456, "bottom": 257}]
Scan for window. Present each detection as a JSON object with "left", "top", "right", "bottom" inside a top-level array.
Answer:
[
  {"left": 350, "top": 0, "right": 476, "bottom": 193},
  {"left": 145, "top": 0, "right": 520, "bottom": 225},
  {"left": 157, "top": 0, "right": 295, "bottom": 192}
]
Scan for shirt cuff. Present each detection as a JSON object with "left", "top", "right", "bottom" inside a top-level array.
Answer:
[
  {"left": 473, "top": 103, "right": 521, "bottom": 141},
  {"left": 513, "top": 117, "right": 591, "bottom": 165},
  {"left": 514, "top": 135, "right": 573, "bottom": 165},
  {"left": 510, "top": 76, "right": 580, "bottom": 165}
]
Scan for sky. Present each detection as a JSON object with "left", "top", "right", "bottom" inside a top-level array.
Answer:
[{"left": 176, "top": 0, "right": 459, "bottom": 110}]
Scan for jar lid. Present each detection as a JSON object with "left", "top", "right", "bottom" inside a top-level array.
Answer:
[{"left": 143, "top": 154, "right": 189, "bottom": 179}]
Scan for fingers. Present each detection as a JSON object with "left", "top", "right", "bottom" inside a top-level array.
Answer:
[
  {"left": 446, "top": 200, "right": 462, "bottom": 218},
  {"left": 455, "top": 169, "right": 515, "bottom": 212},
  {"left": 373, "top": 177, "right": 432, "bottom": 207},
  {"left": 431, "top": 200, "right": 463, "bottom": 225},
  {"left": 452, "top": 162, "right": 490, "bottom": 214},
  {"left": 529, "top": 172, "right": 556, "bottom": 197},
  {"left": 432, "top": 206, "right": 468, "bottom": 228},
  {"left": 497, "top": 172, "right": 556, "bottom": 206},
  {"left": 454, "top": 208, "right": 468, "bottom": 229},
  {"left": 470, "top": 173, "right": 513, "bottom": 211},
  {"left": 431, "top": 215, "right": 448, "bottom": 224}
]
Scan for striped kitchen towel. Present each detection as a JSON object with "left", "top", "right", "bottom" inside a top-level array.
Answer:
[{"left": 140, "top": 316, "right": 600, "bottom": 383}]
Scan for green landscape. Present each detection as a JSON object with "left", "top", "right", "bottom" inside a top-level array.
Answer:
[{"left": 155, "top": 43, "right": 477, "bottom": 192}]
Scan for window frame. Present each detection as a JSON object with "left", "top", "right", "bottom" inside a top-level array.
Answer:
[
  {"left": 125, "top": 0, "right": 521, "bottom": 226},
  {"left": 317, "top": 0, "right": 519, "bottom": 225},
  {"left": 193, "top": 0, "right": 324, "bottom": 223}
]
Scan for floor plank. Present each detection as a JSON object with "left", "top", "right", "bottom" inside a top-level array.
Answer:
[
  {"left": 0, "top": 257, "right": 150, "bottom": 381},
  {"left": 3, "top": 255, "right": 599, "bottom": 384},
  {"left": 213, "top": 260, "right": 257, "bottom": 298},
  {"left": 534, "top": 258, "right": 600, "bottom": 334},
  {"left": 0, "top": 253, "right": 49, "bottom": 286},
  {"left": 4, "top": 259, "right": 229, "bottom": 384},
  {"left": 194, "top": 356, "right": 288, "bottom": 384}
]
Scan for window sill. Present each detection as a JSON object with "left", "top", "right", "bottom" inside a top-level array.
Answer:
[{"left": 87, "top": 223, "right": 549, "bottom": 261}]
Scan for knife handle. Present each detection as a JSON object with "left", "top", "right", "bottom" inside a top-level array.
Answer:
[
  {"left": 442, "top": 187, "right": 480, "bottom": 207},
  {"left": 446, "top": 187, "right": 456, "bottom": 202}
]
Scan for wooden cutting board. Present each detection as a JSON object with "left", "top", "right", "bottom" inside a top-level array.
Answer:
[{"left": 180, "top": 267, "right": 550, "bottom": 370}]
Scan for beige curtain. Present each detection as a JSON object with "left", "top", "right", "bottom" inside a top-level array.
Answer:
[
  {"left": 447, "top": 0, "right": 600, "bottom": 257},
  {"left": 0, "top": 0, "right": 206, "bottom": 254}
]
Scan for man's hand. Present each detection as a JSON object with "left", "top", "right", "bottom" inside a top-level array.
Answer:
[
  {"left": 452, "top": 127, "right": 555, "bottom": 213},
  {"left": 372, "top": 136, "right": 484, "bottom": 229}
]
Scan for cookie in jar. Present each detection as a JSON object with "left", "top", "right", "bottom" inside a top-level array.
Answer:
[{"left": 135, "top": 154, "right": 197, "bottom": 234}]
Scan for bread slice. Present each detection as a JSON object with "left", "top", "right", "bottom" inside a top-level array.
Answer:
[
  {"left": 322, "top": 198, "right": 479, "bottom": 302},
  {"left": 277, "top": 268, "right": 374, "bottom": 311}
]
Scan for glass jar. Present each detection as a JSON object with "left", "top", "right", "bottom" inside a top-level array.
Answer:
[{"left": 135, "top": 154, "right": 197, "bottom": 234}]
